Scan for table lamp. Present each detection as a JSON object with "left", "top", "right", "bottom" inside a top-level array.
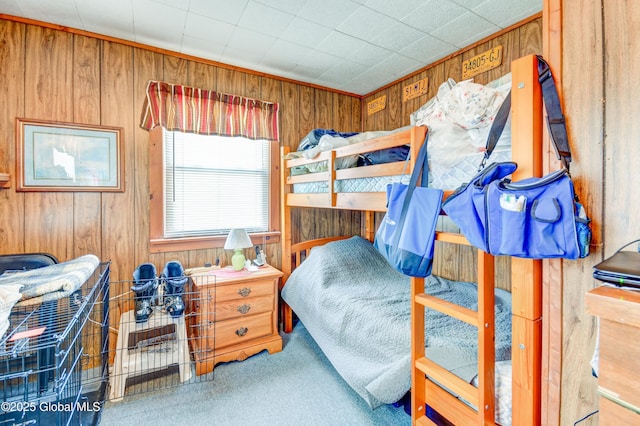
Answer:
[{"left": 224, "top": 228, "right": 253, "bottom": 271}]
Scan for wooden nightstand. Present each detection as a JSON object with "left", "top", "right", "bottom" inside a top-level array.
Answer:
[
  {"left": 586, "top": 286, "right": 640, "bottom": 424},
  {"left": 185, "top": 264, "right": 283, "bottom": 376}
]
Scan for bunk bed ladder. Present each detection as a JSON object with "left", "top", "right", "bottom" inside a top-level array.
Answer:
[
  {"left": 412, "top": 233, "right": 496, "bottom": 425},
  {"left": 411, "top": 54, "right": 544, "bottom": 425}
]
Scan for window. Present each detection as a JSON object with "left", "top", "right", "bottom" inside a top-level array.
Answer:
[{"left": 148, "top": 128, "right": 280, "bottom": 252}]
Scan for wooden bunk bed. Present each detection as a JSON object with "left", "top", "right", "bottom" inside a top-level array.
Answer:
[{"left": 280, "top": 55, "right": 543, "bottom": 425}]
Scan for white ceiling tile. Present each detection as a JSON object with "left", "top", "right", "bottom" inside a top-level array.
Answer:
[
  {"left": 291, "top": 63, "right": 327, "bottom": 80},
  {"left": 370, "top": 22, "right": 426, "bottom": 52},
  {"left": 261, "top": 39, "right": 311, "bottom": 72},
  {"left": 432, "top": 13, "right": 499, "bottom": 48},
  {"left": 315, "top": 31, "right": 366, "bottom": 59},
  {"left": 337, "top": 6, "right": 397, "bottom": 41},
  {"left": 135, "top": 35, "right": 182, "bottom": 53},
  {"left": 132, "top": 0, "right": 187, "bottom": 46},
  {"left": 402, "top": 0, "right": 467, "bottom": 33},
  {"left": 376, "top": 53, "right": 423, "bottom": 78},
  {"left": 180, "top": 35, "right": 224, "bottom": 61},
  {"left": 297, "top": 0, "right": 361, "bottom": 29},
  {"left": 238, "top": 2, "right": 294, "bottom": 37},
  {"left": 183, "top": 13, "right": 235, "bottom": 46},
  {"left": 12, "top": 0, "right": 80, "bottom": 28},
  {"left": 150, "top": 0, "right": 190, "bottom": 10},
  {"left": 300, "top": 49, "right": 343, "bottom": 72},
  {"left": 280, "top": 17, "right": 333, "bottom": 49},
  {"left": 83, "top": 22, "right": 135, "bottom": 44},
  {"left": 254, "top": 0, "right": 308, "bottom": 15},
  {"left": 349, "top": 42, "right": 395, "bottom": 67},
  {"left": 320, "top": 60, "right": 364, "bottom": 82},
  {"left": 472, "top": 0, "right": 542, "bottom": 27},
  {"left": 364, "top": 0, "right": 432, "bottom": 20},
  {"left": 223, "top": 26, "right": 274, "bottom": 63},
  {"left": 352, "top": 66, "right": 397, "bottom": 89},
  {"left": 75, "top": 0, "right": 134, "bottom": 38},
  {"left": 293, "top": 50, "right": 343, "bottom": 79},
  {"left": 189, "top": 0, "right": 249, "bottom": 24},
  {"left": 348, "top": 79, "right": 377, "bottom": 95},
  {"left": 450, "top": 0, "right": 486, "bottom": 8},
  {"left": 399, "top": 33, "right": 456, "bottom": 62},
  {"left": 456, "top": 28, "right": 502, "bottom": 51},
  {"left": 0, "top": 0, "right": 24, "bottom": 16}
]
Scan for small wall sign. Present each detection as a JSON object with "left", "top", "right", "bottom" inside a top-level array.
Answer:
[
  {"left": 403, "top": 77, "right": 429, "bottom": 102},
  {"left": 462, "top": 45, "right": 503, "bottom": 80},
  {"left": 367, "top": 95, "right": 387, "bottom": 115}
]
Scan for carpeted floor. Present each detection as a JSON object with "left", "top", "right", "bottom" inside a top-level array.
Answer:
[{"left": 99, "top": 323, "right": 411, "bottom": 426}]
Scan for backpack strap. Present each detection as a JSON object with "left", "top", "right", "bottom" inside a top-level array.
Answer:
[{"left": 479, "top": 91, "right": 511, "bottom": 171}]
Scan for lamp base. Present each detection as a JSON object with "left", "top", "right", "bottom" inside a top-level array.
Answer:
[{"left": 231, "top": 250, "right": 246, "bottom": 271}]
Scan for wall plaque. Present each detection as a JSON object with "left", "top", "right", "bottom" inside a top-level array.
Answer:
[
  {"left": 462, "top": 46, "right": 503, "bottom": 80},
  {"left": 367, "top": 95, "right": 387, "bottom": 115},
  {"left": 403, "top": 77, "right": 429, "bottom": 102}
]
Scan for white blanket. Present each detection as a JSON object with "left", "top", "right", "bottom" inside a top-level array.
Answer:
[{"left": 0, "top": 254, "right": 99, "bottom": 307}]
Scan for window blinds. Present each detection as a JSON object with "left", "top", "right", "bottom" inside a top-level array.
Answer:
[{"left": 163, "top": 130, "right": 270, "bottom": 238}]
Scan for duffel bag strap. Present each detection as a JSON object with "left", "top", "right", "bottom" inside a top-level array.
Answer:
[
  {"left": 536, "top": 55, "right": 572, "bottom": 171},
  {"left": 479, "top": 55, "right": 572, "bottom": 172}
]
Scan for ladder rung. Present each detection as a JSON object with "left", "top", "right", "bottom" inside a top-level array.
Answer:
[
  {"left": 416, "top": 356, "right": 479, "bottom": 407},
  {"left": 415, "top": 293, "right": 478, "bottom": 326},
  {"left": 424, "top": 377, "right": 482, "bottom": 425},
  {"left": 435, "top": 231, "right": 470, "bottom": 245}
]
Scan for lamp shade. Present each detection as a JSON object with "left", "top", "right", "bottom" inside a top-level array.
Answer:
[{"left": 224, "top": 228, "right": 252, "bottom": 250}]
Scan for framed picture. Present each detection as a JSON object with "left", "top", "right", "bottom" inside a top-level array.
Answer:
[{"left": 16, "top": 118, "right": 124, "bottom": 192}]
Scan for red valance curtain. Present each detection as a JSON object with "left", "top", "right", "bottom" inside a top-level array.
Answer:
[{"left": 139, "top": 80, "right": 279, "bottom": 141}]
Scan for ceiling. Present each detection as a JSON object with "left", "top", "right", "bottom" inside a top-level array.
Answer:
[{"left": 0, "top": 0, "right": 541, "bottom": 96}]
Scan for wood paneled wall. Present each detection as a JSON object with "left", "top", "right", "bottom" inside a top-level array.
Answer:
[
  {"left": 557, "top": 0, "right": 638, "bottom": 424},
  {"left": 0, "top": 19, "right": 361, "bottom": 282}
]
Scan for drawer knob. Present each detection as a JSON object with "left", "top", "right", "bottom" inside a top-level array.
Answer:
[
  {"left": 237, "top": 304, "right": 251, "bottom": 314},
  {"left": 235, "top": 327, "right": 248, "bottom": 337},
  {"left": 237, "top": 287, "right": 251, "bottom": 297}
]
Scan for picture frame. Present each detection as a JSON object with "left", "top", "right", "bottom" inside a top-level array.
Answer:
[{"left": 16, "top": 118, "right": 124, "bottom": 192}]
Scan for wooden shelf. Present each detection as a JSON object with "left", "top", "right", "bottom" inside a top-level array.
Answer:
[{"left": 0, "top": 173, "right": 9, "bottom": 189}]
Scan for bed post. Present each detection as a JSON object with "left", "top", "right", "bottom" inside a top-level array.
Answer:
[
  {"left": 280, "top": 146, "right": 294, "bottom": 333},
  {"left": 410, "top": 276, "right": 426, "bottom": 422},
  {"left": 510, "top": 54, "right": 543, "bottom": 426},
  {"left": 363, "top": 211, "right": 375, "bottom": 242}
]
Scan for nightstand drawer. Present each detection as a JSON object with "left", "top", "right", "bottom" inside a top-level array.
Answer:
[
  {"left": 216, "top": 295, "right": 273, "bottom": 321},
  {"left": 599, "top": 319, "right": 640, "bottom": 408},
  {"left": 214, "top": 312, "right": 273, "bottom": 349},
  {"left": 216, "top": 280, "right": 275, "bottom": 302}
]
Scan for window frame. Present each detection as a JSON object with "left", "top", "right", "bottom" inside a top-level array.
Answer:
[{"left": 148, "top": 127, "right": 281, "bottom": 253}]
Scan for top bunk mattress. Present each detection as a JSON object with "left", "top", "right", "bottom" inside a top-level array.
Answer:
[{"left": 288, "top": 73, "right": 512, "bottom": 193}]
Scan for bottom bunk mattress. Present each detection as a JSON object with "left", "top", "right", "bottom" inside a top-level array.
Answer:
[{"left": 281, "top": 236, "right": 512, "bottom": 419}]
